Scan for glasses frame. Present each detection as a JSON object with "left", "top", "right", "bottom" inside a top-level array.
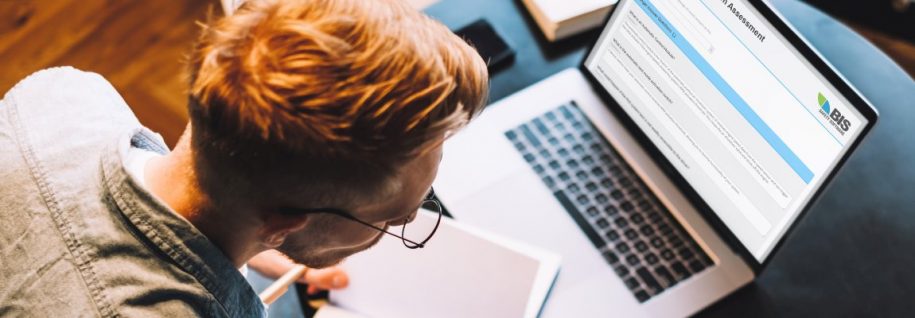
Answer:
[{"left": 286, "top": 188, "right": 444, "bottom": 249}]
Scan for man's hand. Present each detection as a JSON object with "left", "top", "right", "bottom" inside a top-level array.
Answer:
[{"left": 248, "top": 249, "right": 349, "bottom": 294}]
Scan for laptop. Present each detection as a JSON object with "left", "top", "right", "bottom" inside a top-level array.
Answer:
[{"left": 433, "top": 0, "right": 878, "bottom": 316}]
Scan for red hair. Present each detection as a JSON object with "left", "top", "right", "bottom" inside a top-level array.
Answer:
[{"left": 185, "top": 0, "right": 488, "bottom": 206}]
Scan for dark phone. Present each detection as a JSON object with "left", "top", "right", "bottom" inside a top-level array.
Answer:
[{"left": 454, "top": 19, "right": 515, "bottom": 72}]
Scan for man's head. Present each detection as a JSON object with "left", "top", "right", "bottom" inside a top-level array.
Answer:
[{"left": 185, "top": 0, "right": 487, "bottom": 267}]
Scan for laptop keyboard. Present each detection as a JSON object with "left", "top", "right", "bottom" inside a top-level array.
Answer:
[{"left": 504, "top": 102, "right": 713, "bottom": 303}]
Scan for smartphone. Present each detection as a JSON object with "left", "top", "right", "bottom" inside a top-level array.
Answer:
[{"left": 454, "top": 19, "right": 515, "bottom": 72}]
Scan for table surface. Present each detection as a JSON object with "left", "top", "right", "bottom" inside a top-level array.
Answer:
[{"left": 422, "top": 0, "right": 915, "bottom": 316}]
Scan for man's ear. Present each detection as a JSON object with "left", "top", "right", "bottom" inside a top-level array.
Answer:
[{"left": 259, "top": 212, "right": 310, "bottom": 248}]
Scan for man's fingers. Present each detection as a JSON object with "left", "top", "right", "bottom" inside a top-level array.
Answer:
[{"left": 299, "top": 266, "right": 349, "bottom": 290}]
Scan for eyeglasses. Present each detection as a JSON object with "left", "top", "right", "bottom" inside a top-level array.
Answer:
[{"left": 287, "top": 188, "right": 444, "bottom": 249}]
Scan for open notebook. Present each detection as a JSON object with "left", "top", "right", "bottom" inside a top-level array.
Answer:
[{"left": 317, "top": 211, "right": 561, "bottom": 318}]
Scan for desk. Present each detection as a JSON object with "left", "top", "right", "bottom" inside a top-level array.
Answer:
[{"left": 425, "top": 0, "right": 915, "bottom": 317}]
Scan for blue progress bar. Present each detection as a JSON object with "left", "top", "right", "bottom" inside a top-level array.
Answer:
[{"left": 633, "top": 0, "right": 813, "bottom": 183}]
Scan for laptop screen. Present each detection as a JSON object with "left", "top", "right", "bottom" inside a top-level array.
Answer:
[{"left": 583, "top": 0, "right": 870, "bottom": 261}]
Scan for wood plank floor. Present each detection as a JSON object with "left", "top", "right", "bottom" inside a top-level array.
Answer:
[
  {"left": 2, "top": 0, "right": 913, "bottom": 147},
  {"left": 0, "top": 0, "right": 217, "bottom": 146}
]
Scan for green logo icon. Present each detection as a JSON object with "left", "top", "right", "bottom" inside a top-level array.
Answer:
[{"left": 818, "top": 92, "right": 830, "bottom": 113}]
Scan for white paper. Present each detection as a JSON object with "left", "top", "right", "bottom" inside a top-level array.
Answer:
[{"left": 328, "top": 211, "right": 560, "bottom": 318}]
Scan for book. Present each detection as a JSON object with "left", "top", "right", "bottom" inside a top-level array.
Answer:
[
  {"left": 317, "top": 210, "right": 561, "bottom": 318},
  {"left": 521, "top": 0, "right": 618, "bottom": 42},
  {"left": 221, "top": 0, "right": 439, "bottom": 15}
]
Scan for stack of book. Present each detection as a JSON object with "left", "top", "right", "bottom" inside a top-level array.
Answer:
[{"left": 521, "top": 0, "right": 618, "bottom": 42}]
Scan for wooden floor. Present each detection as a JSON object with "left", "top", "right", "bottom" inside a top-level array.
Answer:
[
  {"left": 0, "top": 0, "right": 217, "bottom": 145},
  {"left": 2, "top": 0, "right": 913, "bottom": 147}
]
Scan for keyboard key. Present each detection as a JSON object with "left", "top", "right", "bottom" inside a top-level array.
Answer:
[
  {"left": 645, "top": 253, "right": 659, "bottom": 265},
  {"left": 533, "top": 118, "right": 550, "bottom": 134},
  {"left": 581, "top": 132, "right": 594, "bottom": 141},
  {"left": 620, "top": 201, "right": 634, "bottom": 212},
  {"left": 582, "top": 155, "right": 595, "bottom": 165},
  {"left": 636, "top": 267, "right": 663, "bottom": 292},
  {"left": 650, "top": 237, "right": 664, "bottom": 248},
  {"left": 557, "top": 148, "right": 569, "bottom": 157},
  {"left": 655, "top": 266, "right": 675, "bottom": 287},
  {"left": 624, "top": 229, "right": 638, "bottom": 240},
  {"left": 602, "top": 178, "right": 615, "bottom": 188},
  {"left": 548, "top": 137, "right": 560, "bottom": 145},
  {"left": 640, "top": 225, "right": 655, "bottom": 236},
  {"left": 542, "top": 176, "right": 555, "bottom": 188},
  {"left": 595, "top": 217, "right": 610, "bottom": 229},
  {"left": 567, "top": 183, "right": 580, "bottom": 193},
  {"left": 572, "top": 144, "right": 585, "bottom": 153},
  {"left": 599, "top": 154, "right": 612, "bottom": 164},
  {"left": 575, "top": 170, "right": 588, "bottom": 180},
  {"left": 539, "top": 149, "right": 551, "bottom": 159},
  {"left": 689, "top": 260, "right": 706, "bottom": 273},
  {"left": 589, "top": 143, "right": 602, "bottom": 151},
  {"left": 626, "top": 254, "right": 641, "bottom": 266},
  {"left": 618, "top": 176, "right": 633, "bottom": 187},
  {"left": 505, "top": 130, "right": 518, "bottom": 140},
  {"left": 545, "top": 111, "right": 557, "bottom": 121},
  {"left": 635, "top": 290, "right": 650, "bottom": 302},
  {"left": 608, "top": 165, "right": 622, "bottom": 176},
  {"left": 679, "top": 247, "right": 694, "bottom": 260},
  {"left": 585, "top": 182, "right": 598, "bottom": 191},
  {"left": 637, "top": 200, "right": 652, "bottom": 211},
  {"left": 519, "top": 125, "right": 541, "bottom": 147},
  {"left": 669, "top": 236, "right": 684, "bottom": 247},
  {"left": 563, "top": 133, "right": 575, "bottom": 142},
  {"left": 672, "top": 262, "right": 691, "bottom": 279},
  {"left": 566, "top": 159, "right": 579, "bottom": 169},
  {"left": 610, "top": 189, "right": 624, "bottom": 199},
  {"left": 572, "top": 121, "right": 585, "bottom": 131},
  {"left": 560, "top": 105, "right": 575, "bottom": 119},
  {"left": 576, "top": 194, "right": 590, "bottom": 205},
  {"left": 614, "top": 217, "right": 629, "bottom": 228},
  {"left": 590, "top": 166, "right": 605, "bottom": 177},
  {"left": 595, "top": 193, "right": 609, "bottom": 204},
  {"left": 603, "top": 250, "right": 619, "bottom": 264},
  {"left": 533, "top": 164, "right": 545, "bottom": 174},
  {"left": 661, "top": 249, "right": 675, "bottom": 261},
  {"left": 585, "top": 206, "right": 599, "bottom": 216},
  {"left": 604, "top": 205, "right": 620, "bottom": 216},
  {"left": 606, "top": 230, "right": 620, "bottom": 242},
  {"left": 614, "top": 265, "right": 629, "bottom": 277},
  {"left": 658, "top": 223, "right": 673, "bottom": 236},
  {"left": 616, "top": 242, "right": 630, "bottom": 254},
  {"left": 630, "top": 214, "right": 645, "bottom": 224},
  {"left": 523, "top": 153, "right": 535, "bottom": 162},
  {"left": 625, "top": 277, "right": 640, "bottom": 289},
  {"left": 549, "top": 160, "right": 560, "bottom": 169},
  {"left": 628, "top": 189, "right": 644, "bottom": 199},
  {"left": 604, "top": 205, "right": 619, "bottom": 216},
  {"left": 634, "top": 241, "right": 648, "bottom": 253},
  {"left": 558, "top": 172, "right": 570, "bottom": 181},
  {"left": 647, "top": 211, "right": 662, "bottom": 223},
  {"left": 514, "top": 142, "right": 526, "bottom": 151}
]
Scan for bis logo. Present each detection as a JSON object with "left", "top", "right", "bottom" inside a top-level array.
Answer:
[{"left": 818, "top": 92, "right": 850, "bottom": 134}]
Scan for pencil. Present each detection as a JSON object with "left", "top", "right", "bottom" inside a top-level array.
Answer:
[{"left": 259, "top": 264, "right": 308, "bottom": 305}]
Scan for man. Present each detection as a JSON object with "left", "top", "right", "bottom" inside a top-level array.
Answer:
[{"left": 0, "top": 0, "right": 488, "bottom": 316}]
